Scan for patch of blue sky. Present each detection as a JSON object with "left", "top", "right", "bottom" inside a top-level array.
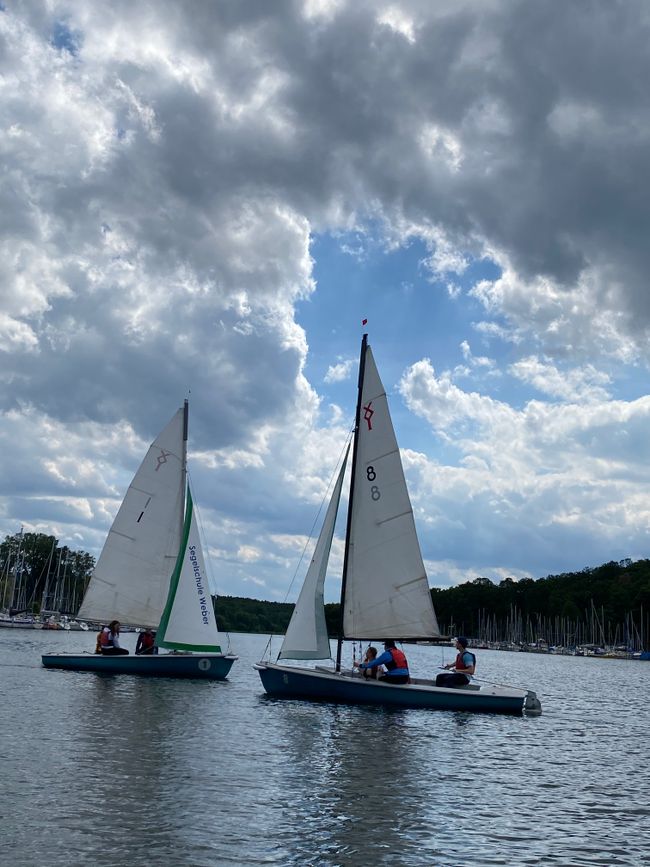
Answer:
[
  {"left": 303, "top": 231, "right": 489, "bottom": 384},
  {"left": 301, "top": 229, "right": 649, "bottom": 475},
  {"left": 51, "top": 20, "right": 81, "bottom": 56},
  {"left": 299, "top": 230, "right": 504, "bottom": 461},
  {"left": 610, "top": 367, "right": 650, "bottom": 403}
]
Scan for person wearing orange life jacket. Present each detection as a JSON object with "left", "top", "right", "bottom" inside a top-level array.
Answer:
[
  {"left": 359, "top": 639, "right": 410, "bottom": 684},
  {"left": 100, "top": 620, "right": 129, "bottom": 655},
  {"left": 435, "top": 636, "right": 475, "bottom": 687}
]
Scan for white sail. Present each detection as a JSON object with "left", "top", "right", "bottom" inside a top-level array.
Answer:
[
  {"left": 343, "top": 345, "right": 440, "bottom": 639},
  {"left": 279, "top": 446, "right": 349, "bottom": 660},
  {"left": 78, "top": 409, "right": 185, "bottom": 628},
  {"left": 156, "top": 488, "right": 223, "bottom": 652}
]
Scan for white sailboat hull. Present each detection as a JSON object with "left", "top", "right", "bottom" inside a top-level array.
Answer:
[{"left": 255, "top": 662, "right": 541, "bottom": 715}]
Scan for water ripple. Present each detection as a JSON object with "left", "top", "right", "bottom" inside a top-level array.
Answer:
[{"left": 2, "top": 631, "right": 650, "bottom": 866}]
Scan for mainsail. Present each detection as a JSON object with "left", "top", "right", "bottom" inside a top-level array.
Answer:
[
  {"left": 78, "top": 410, "right": 185, "bottom": 628},
  {"left": 279, "top": 446, "right": 349, "bottom": 660},
  {"left": 342, "top": 343, "right": 440, "bottom": 640}
]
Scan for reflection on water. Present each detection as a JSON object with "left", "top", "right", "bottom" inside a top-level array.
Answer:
[{"left": 2, "top": 630, "right": 650, "bottom": 866}]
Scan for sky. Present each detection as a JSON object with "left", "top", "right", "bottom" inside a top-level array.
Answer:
[{"left": 2, "top": 0, "right": 650, "bottom": 603}]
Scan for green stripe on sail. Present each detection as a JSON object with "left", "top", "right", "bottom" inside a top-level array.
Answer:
[
  {"left": 156, "top": 484, "right": 192, "bottom": 649},
  {"left": 157, "top": 641, "right": 222, "bottom": 652},
  {"left": 156, "top": 485, "right": 222, "bottom": 652}
]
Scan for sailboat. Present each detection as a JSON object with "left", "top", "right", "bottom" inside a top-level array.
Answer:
[
  {"left": 42, "top": 401, "right": 237, "bottom": 680},
  {"left": 255, "top": 335, "right": 541, "bottom": 715}
]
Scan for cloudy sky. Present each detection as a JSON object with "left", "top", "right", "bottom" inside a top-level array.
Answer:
[{"left": 2, "top": 0, "right": 650, "bottom": 603}]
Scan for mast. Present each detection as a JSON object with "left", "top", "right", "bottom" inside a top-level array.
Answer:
[
  {"left": 335, "top": 334, "right": 367, "bottom": 672},
  {"left": 36, "top": 538, "right": 55, "bottom": 615},
  {"left": 8, "top": 528, "right": 24, "bottom": 615},
  {"left": 182, "top": 399, "right": 189, "bottom": 539}
]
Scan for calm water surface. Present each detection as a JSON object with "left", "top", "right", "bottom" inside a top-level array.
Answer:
[{"left": 1, "top": 630, "right": 649, "bottom": 866}]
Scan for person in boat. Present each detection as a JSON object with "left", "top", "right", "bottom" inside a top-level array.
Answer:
[
  {"left": 99, "top": 620, "right": 129, "bottom": 655},
  {"left": 360, "top": 645, "right": 383, "bottom": 679},
  {"left": 436, "top": 636, "right": 475, "bottom": 687},
  {"left": 359, "top": 639, "right": 410, "bottom": 684},
  {"left": 135, "top": 628, "right": 156, "bottom": 655}
]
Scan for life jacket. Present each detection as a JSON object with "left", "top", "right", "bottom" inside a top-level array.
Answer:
[
  {"left": 100, "top": 627, "right": 114, "bottom": 649},
  {"left": 455, "top": 650, "right": 476, "bottom": 671},
  {"left": 385, "top": 647, "right": 408, "bottom": 672},
  {"left": 138, "top": 632, "right": 154, "bottom": 652}
]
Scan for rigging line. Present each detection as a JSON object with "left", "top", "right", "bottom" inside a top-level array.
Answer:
[
  {"left": 279, "top": 429, "right": 354, "bottom": 606},
  {"left": 260, "top": 425, "right": 354, "bottom": 662},
  {"left": 458, "top": 673, "right": 538, "bottom": 693},
  {"left": 471, "top": 675, "right": 530, "bottom": 691}
]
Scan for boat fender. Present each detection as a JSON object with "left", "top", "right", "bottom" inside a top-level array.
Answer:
[{"left": 524, "top": 690, "right": 542, "bottom": 716}]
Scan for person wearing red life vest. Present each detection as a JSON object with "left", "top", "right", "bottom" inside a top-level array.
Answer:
[
  {"left": 99, "top": 620, "right": 129, "bottom": 655},
  {"left": 359, "top": 639, "right": 410, "bottom": 684},
  {"left": 135, "top": 628, "right": 156, "bottom": 655},
  {"left": 435, "top": 636, "right": 475, "bottom": 687}
]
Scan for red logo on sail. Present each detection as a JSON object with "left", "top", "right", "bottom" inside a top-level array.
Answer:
[
  {"left": 363, "top": 401, "right": 374, "bottom": 430},
  {"left": 155, "top": 449, "right": 171, "bottom": 471}
]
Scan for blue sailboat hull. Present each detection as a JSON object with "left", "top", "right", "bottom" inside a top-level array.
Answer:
[
  {"left": 42, "top": 653, "right": 237, "bottom": 680},
  {"left": 255, "top": 663, "right": 536, "bottom": 715}
]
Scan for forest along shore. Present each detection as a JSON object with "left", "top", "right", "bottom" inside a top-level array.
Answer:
[{"left": 2, "top": 529, "right": 649, "bottom": 656}]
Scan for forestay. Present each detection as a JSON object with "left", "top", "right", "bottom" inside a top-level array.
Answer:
[{"left": 343, "top": 346, "right": 440, "bottom": 640}]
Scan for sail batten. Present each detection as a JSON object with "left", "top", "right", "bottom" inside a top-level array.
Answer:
[{"left": 376, "top": 509, "right": 413, "bottom": 526}]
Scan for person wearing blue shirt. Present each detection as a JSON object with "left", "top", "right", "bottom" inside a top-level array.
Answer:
[
  {"left": 436, "top": 636, "right": 475, "bottom": 687},
  {"left": 359, "top": 639, "right": 410, "bottom": 684}
]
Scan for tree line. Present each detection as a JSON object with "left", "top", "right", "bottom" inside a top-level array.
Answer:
[
  {"left": 0, "top": 531, "right": 94, "bottom": 616},
  {"left": 3, "top": 530, "right": 649, "bottom": 648},
  {"left": 216, "top": 558, "right": 650, "bottom": 649}
]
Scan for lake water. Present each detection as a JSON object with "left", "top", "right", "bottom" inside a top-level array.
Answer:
[{"left": 1, "top": 629, "right": 649, "bottom": 866}]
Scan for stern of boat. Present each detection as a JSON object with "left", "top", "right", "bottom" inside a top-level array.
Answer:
[{"left": 523, "top": 690, "right": 543, "bottom": 715}]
